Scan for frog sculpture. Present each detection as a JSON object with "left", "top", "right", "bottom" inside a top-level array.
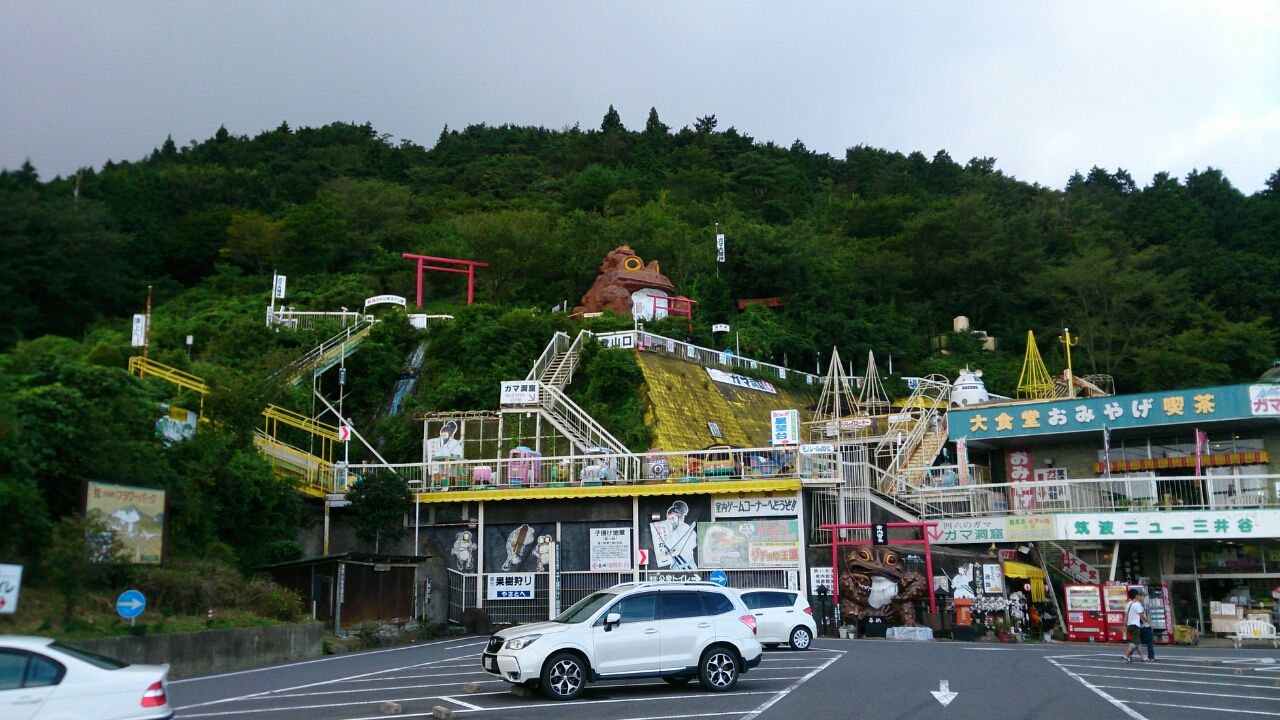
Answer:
[{"left": 838, "top": 546, "right": 928, "bottom": 626}]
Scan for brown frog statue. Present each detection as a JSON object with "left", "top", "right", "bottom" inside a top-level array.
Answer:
[{"left": 838, "top": 546, "right": 927, "bottom": 626}]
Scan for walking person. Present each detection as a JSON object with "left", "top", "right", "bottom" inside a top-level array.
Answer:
[
  {"left": 1121, "top": 587, "right": 1149, "bottom": 663},
  {"left": 1139, "top": 593, "right": 1158, "bottom": 663}
]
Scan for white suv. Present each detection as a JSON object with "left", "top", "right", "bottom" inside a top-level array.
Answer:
[{"left": 480, "top": 582, "right": 763, "bottom": 700}]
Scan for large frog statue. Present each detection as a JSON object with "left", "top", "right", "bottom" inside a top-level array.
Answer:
[{"left": 838, "top": 546, "right": 928, "bottom": 626}]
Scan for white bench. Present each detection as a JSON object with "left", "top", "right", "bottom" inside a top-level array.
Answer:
[{"left": 1231, "top": 619, "right": 1279, "bottom": 649}]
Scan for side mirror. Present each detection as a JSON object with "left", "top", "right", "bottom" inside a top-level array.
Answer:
[{"left": 604, "top": 612, "right": 621, "bottom": 630}]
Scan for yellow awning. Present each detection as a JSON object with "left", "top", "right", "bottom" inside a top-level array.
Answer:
[
  {"left": 413, "top": 479, "right": 802, "bottom": 504},
  {"left": 1003, "top": 560, "right": 1046, "bottom": 602}
]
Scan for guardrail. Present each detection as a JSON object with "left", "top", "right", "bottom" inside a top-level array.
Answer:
[
  {"left": 339, "top": 445, "right": 838, "bottom": 495},
  {"left": 905, "top": 472, "right": 1280, "bottom": 519}
]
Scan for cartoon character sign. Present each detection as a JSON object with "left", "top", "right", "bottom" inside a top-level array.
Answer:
[
  {"left": 534, "top": 535, "right": 555, "bottom": 571},
  {"left": 649, "top": 501, "right": 697, "bottom": 569},
  {"left": 428, "top": 420, "right": 464, "bottom": 467},
  {"left": 502, "top": 524, "right": 538, "bottom": 572},
  {"left": 450, "top": 530, "right": 476, "bottom": 572},
  {"left": 950, "top": 562, "right": 977, "bottom": 599}
]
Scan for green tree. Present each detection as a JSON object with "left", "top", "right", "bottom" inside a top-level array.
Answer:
[
  {"left": 46, "top": 515, "right": 125, "bottom": 626},
  {"left": 346, "top": 473, "right": 411, "bottom": 552}
]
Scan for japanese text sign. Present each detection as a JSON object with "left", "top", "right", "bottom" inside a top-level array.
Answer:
[
  {"left": 487, "top": 573, "right": 536, "bottom": 600},
  {"left": 713, "top": 495, "right": 799, "bottom": 518},
  {"left": 948, "top": 384, "right": 1257, "bottom": 441},
  {"left": 1056, "top": 510, "right": 1280, "bottom": 541},
  {"left": 500, "top": 381, "right": 540, "bottom": 405}
]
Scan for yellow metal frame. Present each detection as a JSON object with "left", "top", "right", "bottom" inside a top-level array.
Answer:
[
  {"left": 253, "top": 435, "right": 333, "bottom": 499},
  {"left": 128, "top": 355, "right": 210, "bottom": 418},
  {"left": 1016, "top": 330, "right": 1056, "bottom": 400},
  {"left": 261, "top": 404, "right": 340, "bottom": 463}
]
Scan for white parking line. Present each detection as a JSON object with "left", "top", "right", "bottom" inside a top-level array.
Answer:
[
  {"left": 1052, "top": 662, "right": 1268, "bottom": 679},
  {"left": 1045, "top": 658, "right": 1148, "bottom": 720},
  {"left": 1089, "top": 684, "right": 1280, "bottom": 701},
  {"left": 739, "top": 648, "right": 845, "bottom": 720},
  {"left": 169, "top": 638, "right": 486, "bottom": 684},
  {"left": 440, "top": 695, "right": 483, "bottom": 710},
  {"left": 1072, "top": 671, "right": 1280, "bottom": 691},
  {"left": 174, "top": 653, "right": 480, "bottom": 710},
  {"left": 1125, "top": 701, "right": 1280, "bottom": 717}
]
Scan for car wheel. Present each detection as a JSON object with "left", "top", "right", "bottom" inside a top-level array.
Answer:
[
  {"left": 698, "top": 645, "right": 740, "bottom": 692},
  {"left": 540, "top": 652, "right": 587, "bottom": 701},
  {"left": 763, "top": 643, "right": 779, "bottom": 649},
  {"left": 789, "top": 626, "right": 813, "bottom": 650},
  {"left": 663, "top": 675, "right": 693, "bottom": 685}
]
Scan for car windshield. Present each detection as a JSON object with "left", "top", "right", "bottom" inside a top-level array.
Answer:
[
  {"left": 50, "top": 642, "right": 128, "bottom": 670},
  {"left": 554, "top": 591, "right": 616, "bottom": 623}
]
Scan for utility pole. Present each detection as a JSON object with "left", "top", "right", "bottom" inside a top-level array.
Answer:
[
  {"left": 140, "top": 285, "right": 153, "bottom": 378},
  {"left": 1059, "top": 328, "right": 1079, "bottom": 399}
]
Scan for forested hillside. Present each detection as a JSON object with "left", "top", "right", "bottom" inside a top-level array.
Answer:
[{"left": 2, "top": 108, "right": 1278, "bottom": 576}]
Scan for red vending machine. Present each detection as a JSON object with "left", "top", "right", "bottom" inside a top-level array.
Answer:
[
  {"left": 1064, "top": 584, "right": 1107, "bottom": 642},
  {"left": 1104, "top": 582, "right": 1131, "bottom": 642}
]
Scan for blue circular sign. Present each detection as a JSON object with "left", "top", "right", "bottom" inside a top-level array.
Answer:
[
  {"left": 116, "top": 589, "right": 146, "bottom": 619},
  {"left": 709, "top": 570, "right": 729, "bottom": 587}
]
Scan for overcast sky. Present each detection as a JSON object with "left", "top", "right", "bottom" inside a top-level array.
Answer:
[{"left": 3, "top": 1, "right": 1278, "bottom": 191}]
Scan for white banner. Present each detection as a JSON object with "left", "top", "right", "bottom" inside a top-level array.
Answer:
[
  {"left": 500, "top": 381, "right": 540, "bottom": 405},
  {"left": 712, "top": 323, "right": 731, "bottom": 333},
  {"left": 716, "top": 233, "right": 726, "bottom": 263},
  {"left": 713, "top": 495, "right": 800, "bottom": 518},
  {"left": 589, "top": 528, "right": 632, "bottom": 571},
  {"left": 924, "top": 516, "right": 1055, "bottom": 544},
  {"left": 1251, "top": 384, "right": 1280, "bottom": 416},
  {"left": 363, "top": 294, "right": 407, "bottom": 309},
  {"left": 273, "top": 274, "right": 287, "bottom": 299},
  {"left": 1057, "top": 509, "right": 1280, "bottom": 541},
  {"left": 487, "top": 573, "right": 535, "bottom": 600},
  {"left": 0, "top": 564, "right": 22, "bottom": 614},
  {"left": 131, "top": 314, "right": 148, "bottom": 347},
  {"left": 706, "top": 368, "right": 776, "bottom": 394}
]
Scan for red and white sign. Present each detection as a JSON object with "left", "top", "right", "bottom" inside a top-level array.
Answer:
[
  {"left": 636, "top": 548, "right": 650, "bottom": 567},
  {"left": 1007, "top": 448, "right": 1035, "bottom": 513},
  {"left": 1061, "top": 549, "right": 1100, "bottom": 583},
  {"left": 0, "top": 564, "right": 22, "bottom": 614},
  {"left": 337, "top": 424, "right": 352, "bottom": 443}
]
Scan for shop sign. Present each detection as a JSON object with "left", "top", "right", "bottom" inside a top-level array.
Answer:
[
  {"left": 800, "top": 443, "right": 835, "bottom": 455},
  {"left": 810, "top": 566, "right": 834, "bottom": 593},
  {"left": 698, "top": 520, "right": 799, "bottom": 569},
  {"left": 1007, "top": 448, "right": 1035, "bottom": 512},
  {"left": 770, "top": 409, "right": 799, "bottom": 445},
  {"left": 948, "top": 384, "right": 1258, "bottom": 441},
  {"left": 713, "top": 495, "right": 799, "bottom": 518},
  {"left": 1250, "top": 384, "right": 1280, "bottom": 416},
  {"left": 487, "top": 573, "right": 535, "bottom": 600},
  {"left": 925, "top": 516, "right": 1055, "bottom": 544},
  {"left": 596, "top": 331, "right": 636, "bottom": 349},
  {"left": 706, "top": 368, "right": 777, "bottom": 394},
  {"left": 1056, "top": 509, "right": 1280, "bottom": 541},
  {"left": 500, "top": 381, "right": 539, "bottom": 405},
  {"left": 1060, "top": 549, "right": 1100, "bottom": 583},
  {"left": 589, "top": 528, "right": 631, "bottom": 571},
  {"left": 982, "top": 564, "right": 1005, "bottom": 594}
]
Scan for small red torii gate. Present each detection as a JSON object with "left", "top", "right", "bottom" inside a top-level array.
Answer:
[{"left": 401, "top": 254, "right": 490, "bottom": 307}]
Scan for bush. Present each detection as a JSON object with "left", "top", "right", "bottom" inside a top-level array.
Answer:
[{"left": 241, "top": 577, "right": 304, "bottom": 621}]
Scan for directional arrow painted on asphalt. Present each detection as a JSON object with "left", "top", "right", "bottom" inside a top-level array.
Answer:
[{"left": 932, "top": 679, "right": 958, "bottom": 707}]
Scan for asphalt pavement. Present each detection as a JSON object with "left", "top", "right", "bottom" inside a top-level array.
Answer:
[{"left": 166, "top": 636, "right": 1280, "bottom": 720}]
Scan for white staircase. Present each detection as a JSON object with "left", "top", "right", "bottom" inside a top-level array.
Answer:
[
  {"left": 275, "top": 320, "right": 374, "bottom": 385},
  {"left": 873, "top": 374, "right": 951, "bottom": 495}
]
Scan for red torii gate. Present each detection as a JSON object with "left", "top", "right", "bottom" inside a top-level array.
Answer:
[{"left": 401, "top": 254, "right": 490, "bottom": 307}]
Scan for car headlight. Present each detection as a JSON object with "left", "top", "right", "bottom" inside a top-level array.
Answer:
[{"left": 504, "top": 634, "right": 542, "bottom": 650}]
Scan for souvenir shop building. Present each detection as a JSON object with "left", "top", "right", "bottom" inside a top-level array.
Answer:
[{"left": 942, "top": 382, "right": 1280, "bottom": 632}]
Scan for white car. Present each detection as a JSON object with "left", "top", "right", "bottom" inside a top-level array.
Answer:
[
  {"left": 481, "top": 581, "right": 763, "bottom": 700},
  {"left": 738, "top": 588, "right": 817, "bottom": 650},
  {"left": 0, "top": 636, "right": 172, "bottom": 720}
]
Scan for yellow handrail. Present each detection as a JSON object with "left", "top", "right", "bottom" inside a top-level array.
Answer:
[
  {"left": 262, "top": 404, "right": 341, "bottom": 442},
  {"left": 128, "top": 356, "right": 210, "bottom": 418}
]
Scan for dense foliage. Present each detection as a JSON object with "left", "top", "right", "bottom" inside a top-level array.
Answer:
[{"left": 3, "top": 109, "right": 1278, "bottom": 579}]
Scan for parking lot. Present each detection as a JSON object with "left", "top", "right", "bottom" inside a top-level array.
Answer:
[
  {"left": 168, "top": 637, "right": 1280, "bottom": 720},
  {"left": 168, "top": 636, "right": 844, "bottom": 720}
]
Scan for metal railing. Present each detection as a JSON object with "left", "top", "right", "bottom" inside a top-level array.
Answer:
[
  {"left": 274, "top": 320, "right": 373, "bottom": 385},
  {"left": 339, "top": 445, "right": 837, "bottom": 495},
  {"left": 525, "top": 331, "right": 573, "bottom": 383},
  {"left": 905, "top": 472, "right": 1280, "bottom": 519},
  {"left": 538, "top": 382, "right": 634, "bottom": 456},
  {"left": 595, "top": 330, "right": 821, "bottom": 385},
  {"left": 267, "top": 309, "right": 369, "bottom": 331},
  {"left": 873, "top": 374, "right": 950, "bottom": 492}
]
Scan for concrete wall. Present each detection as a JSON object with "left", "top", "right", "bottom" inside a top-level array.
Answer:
[{"left": 74, "top": 621, "right": 324, "bottom": 679}]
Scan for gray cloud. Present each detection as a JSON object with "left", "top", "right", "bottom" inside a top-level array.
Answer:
[{"left": 3, "top": 1, "right": 1277, "bottom": 190}]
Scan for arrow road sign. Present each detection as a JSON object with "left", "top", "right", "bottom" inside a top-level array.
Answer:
[
  {"left": 709, "top": 570, "right": 729, "bottom": 587},
  {"left": 116, "top": 589, "right": 147, "bottom": 619},
  {"left": 931, "top": 679, "right": 958, "bottom": 707}
]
